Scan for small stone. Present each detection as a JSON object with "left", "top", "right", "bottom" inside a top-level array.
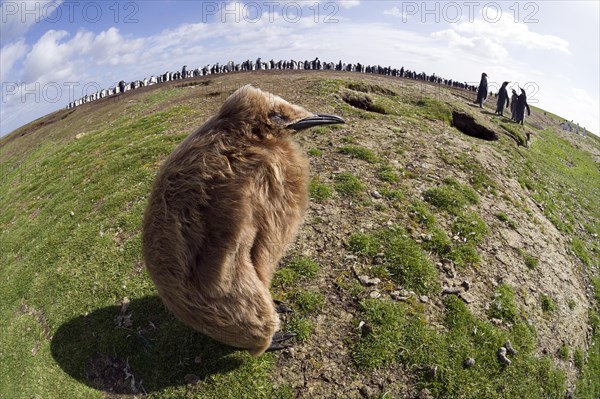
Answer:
[
  {"left": 459, "top": 292, "right": 476, "bottom": 304},
  {"left": 419, "top": 295, "right": 429, "bottom": 303},
  {"left": 498, "top": 347, "right": 511, "bottom": 365},
  {"left": 369, "top": 290, "right": 381, "bottom": 299},
  {"left": 464, "top": 357, "right": 475, "bottom": 368},
  {"left": 371, "top": 191, "right": 382, "bottom": 199},
  {"left": 442, "top": 287, "right": 462, "bottom": 295},
  {"left": 358, "top": 321, "right": 373, "bottom": 337},
  {"left": 70, "top": 211, "right": 75, "bottom": 217},
  {"left": 359, "top": 385, "right": 374, "bottom": 397},
  {"left": 358, "top": 275, "right": 381, "bottom": 286},
  {"left": 461, "top": 280, "right": 471, "bottom": 291},
  {"left": 504, "top": 340, "right": 518, "bottom": 355}
]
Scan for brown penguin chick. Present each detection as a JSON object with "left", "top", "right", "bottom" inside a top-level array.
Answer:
[{"left": 142, "top": 84, "right": 344, "bottom": 356}]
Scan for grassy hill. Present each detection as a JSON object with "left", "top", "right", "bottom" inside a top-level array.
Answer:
[{"left": 1, "top": 71, "right": 598, "bottom": 399}]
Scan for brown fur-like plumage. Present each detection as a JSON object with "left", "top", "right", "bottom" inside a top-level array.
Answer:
[{"left": 142, "top": 85, "right": 337, "bottom": 355}]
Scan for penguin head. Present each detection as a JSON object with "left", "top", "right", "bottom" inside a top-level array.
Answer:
[
  {"left": 217, "top": 85, "right": 344, "bottom": 138},
  {"left": 482, "top": 73, "right": 488, "bottom": 78},
  {"left": 502, "top": 81, "right": 510, "bottom": 87}
]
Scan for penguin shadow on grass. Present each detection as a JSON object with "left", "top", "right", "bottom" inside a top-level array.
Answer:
[{"left": 51, "top": 296, "right": 239, "bottom": 395}]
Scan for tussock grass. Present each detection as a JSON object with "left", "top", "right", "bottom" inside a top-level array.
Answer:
[
  {"left": 334, "top": 172, "right": 365, "bottom": 197},
  {"left": 309, "top": 177, "right": 333, "bottom": 202},
  {"left": 338, "top": 145, "right": 379, "bottom": 163}
]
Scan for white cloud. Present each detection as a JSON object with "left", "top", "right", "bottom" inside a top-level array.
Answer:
[
  {"left": 446, "top": 6, "right": 570, "bottom": 54},
  {"left": 0, "top": 1, "right": 63, "bottom": 46},
  {"left": 431, "top": 29, "right": 508, "bottom": 60},
  {"left": 339, "top": 0, "right": 360, "bottom": 9},
  {"left": 20, "top": 27, "right": 145, "bottom": 84},
  {"left": 0, "top": 39, "right": 28, "bottom": 82}
]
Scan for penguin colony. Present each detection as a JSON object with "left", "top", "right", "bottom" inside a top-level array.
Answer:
[
  {"left": 66, "top": 57, "right": 481, "bottom": 109},
  {"left": 142, "top": 85, "right": 344, "bottom": 355}
]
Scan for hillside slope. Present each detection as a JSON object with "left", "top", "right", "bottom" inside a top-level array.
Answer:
[{"left": 1, "top": 71, "right": 599, "bottom": 399}]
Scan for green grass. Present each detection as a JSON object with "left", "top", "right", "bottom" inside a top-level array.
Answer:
[
  {"left": 500, "top": 121, "right": 528, "bottom": 146},
  {"left": 307, "top": 148, "right": 323, "bottom": 156},
  {"left": 354, "top": 296, "right": 566, "bottom": 398},
  {"left": 348, "top": 233, "right": 382, "bottom": 257},
  {"left": 517, "top": 129, "right": 599, "bottom": 250},
  {"left": 338, "top": 145, "right": 378, "bottom": 163},
  {"left": 540, "top": 294, "right": 555, "bottom": 313},
  {"left": 423, "top": 178, "right": 479, "bottom": 214},
  {"left": 448, "top": 244, "right": 481, "bottom": 268},
  {"left": 421, "top": 226, "right": 453, "bottom": 258},
  {"left": 380, "top": 188, "right": 404, "bottom": 202},
  {"left": 410, "top": 96, "right": 452, "bottom": 123},
  {"left": 294, "top": 291, "right": 325, "bottom": 314},
  {"left": 287, "top": 257, "right": 320, "bottom": 279},
  {"left": 286, "top": 315, "right": 314, "bottom": 342},
  {"left": 558, "top": 344, "right": 570, "bottom": 360},
  {"left": 272, "top": 256, "right": 320, "bottom": 288},
  {"left": 377, "top": 165, "right": 400, "bottom": 183},
  {"left": 572, "top": 237, "right": 592, "bottom": 266},
  {"left": 348, "top": 226, "right": 440, "bottom": 295},
  {"left": 309, "top": 178, "right": 333, "bottom": 201},
  {"left": 0, "top": 99, "right": 293, "bottom": 398},
  {"left": 524, "top": 254, "right": 539, "bottom": 270},
  {"left": 334, "top": 172, "right": 365, "bottom": 197},
  {"left": 496, "top": 211, "right": 517, "bottom": 229},
  {"left": 408, "top": 199, "right": 437, "bottom": 229},
  {"left": 489, "top": 284, "right": 520, "bottom": 324},
  {"left": 450, "top": 212, "right": 489, "bottom": 245},
  {"left": 574, "top": 348, "right": 585, "bottom": 370},
  {"left": 335, "top": 273, "right": 365, "bottom": 298},
  {"left": 439, "top": 152, "right": 497, "bottom": 194}
]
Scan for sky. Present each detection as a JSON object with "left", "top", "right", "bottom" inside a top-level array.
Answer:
[{"left": 1, "top": 0, "right": 599, "bottom": 137}]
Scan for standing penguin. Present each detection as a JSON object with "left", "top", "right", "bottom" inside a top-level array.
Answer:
[
  {"left": 495, "top": 81, "right": 510, "bottom": 116},
  {"left": 474, "top": 73, "right": 488, "bottom": 108},
  {"left": 510, "top": 89, "right": 518, "bottom": 120},
  {"left": 514, "top": 88, "right": 531, "bottom": 125},
  {"left": 142, "top": 85, "right": 345, "bottom": 356}
]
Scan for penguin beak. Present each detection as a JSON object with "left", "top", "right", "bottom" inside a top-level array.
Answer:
[{"left": 287, "top": 114, "right": 345, "bottom": 131}]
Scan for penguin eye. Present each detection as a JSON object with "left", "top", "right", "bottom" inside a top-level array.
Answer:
[{"left": 268, "top": 112, "right": 287, "bottom": 124}]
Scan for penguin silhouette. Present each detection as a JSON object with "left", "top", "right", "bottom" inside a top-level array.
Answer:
[
  {"left": 510, "top": 89, "right": 518, "bottom": 120},
  {"left": 495, "top": 81, "right": 510, "bottom": 116},
  {"left": 474, "top": 73, "right": 488, "bottom": 108},
  {"left": 515, "top": 88, "right": 531, "bottom": 125}
]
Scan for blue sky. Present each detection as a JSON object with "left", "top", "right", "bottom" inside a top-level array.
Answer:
[{"left": 1, "top": 0, "right": 599, "bottom": 137}]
